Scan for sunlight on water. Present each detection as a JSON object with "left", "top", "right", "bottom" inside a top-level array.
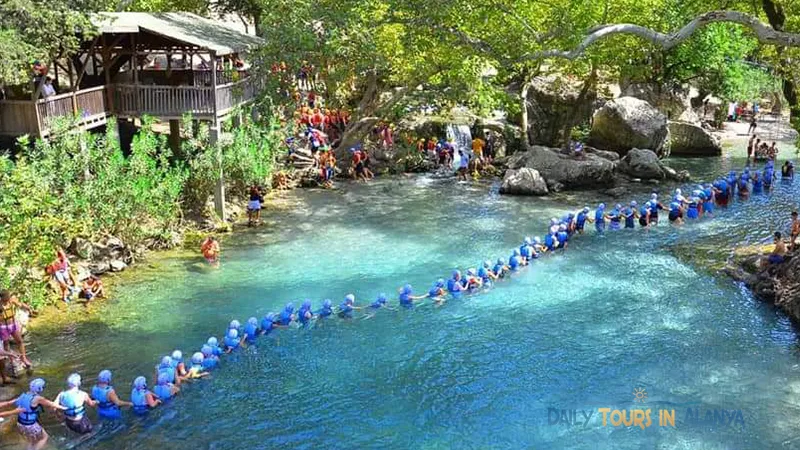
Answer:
[{"left": 16, "top": 150, "right": 800, "bottom": 449}]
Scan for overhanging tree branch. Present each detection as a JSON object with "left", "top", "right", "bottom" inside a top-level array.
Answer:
[{"left": 526, "top": 10, "right": 800, "bottom": 61}]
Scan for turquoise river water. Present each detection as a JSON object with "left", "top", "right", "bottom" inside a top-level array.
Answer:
[{"left": 5, "top": 143, "right": 800, "bottom": 449}]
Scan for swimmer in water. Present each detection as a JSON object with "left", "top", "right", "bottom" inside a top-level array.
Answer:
[
  {"left": 91, "top": 370, "right": 132, "bottom": 420},
  {"left": 556, "top": 224, "right": 569, "bottom": 249},
  {"left": 317, "top": 299, "right": 334, "bottom": 318},
  {"left": 478, "top": 260, "right": 498, "bottom": 285},
  {"left": 200, "top": 235, "right": 220, "bottom": 264},
  {"left": 623, "top": 201, "right": 638, "bottom": 229},
  {"left": 575, "top": 207, "right": 591, "bottom": 234},
  {"left": 508, "top": 249, "right": 524, "bottom": 271},
  {"left": 608, "top": 204, "right": 622, "bottom": 231},
  {"left": 54, "top": 373, "right": 97, "bottom": 435},
  {"left": 702, "top": 183, "right": 715, "bottom": 216},
  {"left": 493, "top": 258, "right": 509, "bottom": 278},
  {"left": 338, "top": 294, "right": 362, "bottom": 318},
  {"left": 544, "top": 230, "right": 558, "bottom": 252},
  {"left": 130, "top": 377, "right": 160, "bottom": 415},
  {"left": 279, "top": 303, "right": 295, "bottom": 326},
  {"left": 668, "top": 200, "right": 684, "bottom": 225},
  {"left": 206, "top": 337, "right": 223, "bottom": 357},
  {"left": 155, "top": 356, "right": 178, "bottom": 386},
  {"left": 519, "top": 237, "right": 533, "bottom": 263},
  {"left": 426, "top": 279, "right": 447, "bottom": 304},
  {"left": 368, "top": 293, "right": 390, "bottom": 311},
  {"left": 297, "top": 301, "right": 315, "bottom": 326},
  {"left": 751, "top": 171, "right": 763, "bottom": 193},
  {"left": 243, "top": 317, "right": 260, "bottom": 342},
  {"left": 595, "top": 203, "right": 607, "bottom": 232},
  {"left": 171, "top": 350, "right": 188, "bottom": 381},
  {"left": 223, "top": 328, "right": 241, "bottom": 353},
  {"left": 649, "top": 194, "right": 665, "bottom": 225},
  {"left": 398, "top": 284, "right": 427, "bottom": 307},
  {"left": 200, "top": 345, "right": 219, "bottom": 370},
  {"left": 532, "top": 236, "right": 547, "bottom": 255},
  {"left": 763, "top": 161, "right": 775, "bottom": 189},
  {"left": 638, "top": 201, "right": 651, "bottom": 228},
  {"left": 447, "top": 270, "right": 467, "bottom": 293},
  {"left": 738, "top": 170, "right": 750, "bottom": 198},
  {"left": 153, "top": 372, "right": 180, "bottom": 402},
  {"left": 185, "top": 353, "right": 210, "bottom": 380},
  {"left": 686, "top": 192, "right": 701, "bottom": 220},
  {"left": 0, "top": 378, "right": 66, "bottom": 450},
  {"left": 465, "top": 269, "right": 483, "bottom": 290}
]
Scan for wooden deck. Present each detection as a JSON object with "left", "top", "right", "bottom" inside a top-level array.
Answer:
[{"left": 0, "top": 77, "right": 259, "bottom": 137}]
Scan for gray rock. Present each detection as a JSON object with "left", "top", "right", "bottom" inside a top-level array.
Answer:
[
  {"left": 668, "top": 121, "right": 722, "bottom": 156},
  {"left": 618, "top": 148, "right": 665, "bottom": 180},
  {"left": 588, "top": 97, "right": 669, "bottom": 156},
  {"left": 75, "top": 264, "right": 93, "bottom": 282},
  {"left": 104, "top": 236, "right": 125, "bottom": 250},
  {"left": 88, "top": 260, "right": 111, "bottom": 275},
  {"left": 506, "top": 146, "right": 617, "bottom": 189},
  {"left": 499, "top": 168, "right": 549, "bottom": 196},
  {"left": 584, "top": 146, "right": 620, "bottom": 161},
  {"left": 109, "top": 260, "right": 128, "bottom": 272},
  {"left": 620, "top": 82, "right": 690, "bottom": 119},
  {"left": 603, "top": 186, "right": 629, "bottom": 197},
  {"left": 525, "top": 75, "right": 598, "bottom": 147},
  {"left": 69, "top": 237, "right": 94, "bottom": 260}
]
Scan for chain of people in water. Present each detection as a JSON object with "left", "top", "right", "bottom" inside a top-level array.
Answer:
[{"left": 0, "top": 157, "right": 795, "bottom": 448}]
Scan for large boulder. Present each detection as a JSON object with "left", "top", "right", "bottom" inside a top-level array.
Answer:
[
  {"left": 525, "top": 75, "right": 598, "bottom": 147},
  {"left": 499, "top": 168, "right": 549, "bottom": 196},
  {"left": 619, "top": 82, "right": 690, "bottom": 119},
  {"left": 618, "top": 148, "right": 665, "bottom": 179},
  {"left": 668, "top": 121, "right": 722, "bottom": 156},
  {"left": 506, "top": 146, "right": 617, "bottom": 189},
  {"left": 588, "top": 97, "right": 669, "bottom": 157}
]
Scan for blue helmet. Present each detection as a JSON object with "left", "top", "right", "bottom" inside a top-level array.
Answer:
[
  {"left": 191, "top": 352, "right": 204, "bottom": 365},
  {"left": 98, "top": 370, "right": 112, "bottom": 384},
  {"left": 207, "top": 337, "right": 218, "bottom": 347},
  {"left": 133, "top": 376, "right": 147, "bottom": 390},
  {"left": 598, "top": 203, "right": 605, "bottom": 209},
  {"left": 512, "top": 249, "right": 520, "bottom": 256},
  {"left": 435, "top": 279, "right": 445, "bottom": 288},
  {"left": 630, "top": 200, "right": 637, "bottom": 207},
  {"left": 497, "top": 257, "right": 505, "bottom": 265},
  {"left": 582, "top": 206, "right": 589, "bottom": 213},
  {"left": 201, "top": 345, "right": 213, "bottom": 357},
  {"left": 483, "top": 260, "right": 492, "bottom": 268},
  {"left": 377, "top": 293, "right": 388, "bottom": 303},
  {"left": 301, "top": 300, "right": 312, "bottom": 310},
  {"left": 227, "top": 328, "right": 238, "bottom": 339},
  {"left": 323, "top": 299, "right": 332, "bottom": 308},
  {"left": 67, "top": 373, "right": 81, "bottom": 388},
  {"left": 30, "top": 378, "right": 46, "bottom": 393},
  {"left": 534, "top": 236, "right": 541, "bottom": 244},
  {"left": 284, "top": 302, "right": 294, "bottom": 313},
  {"left": 467, "top": 268, "right": 477, "bottom": 276},
  {"left": 524, "top": 237, "right": 532, "bottom": 245},
  {"left": 160, "top": 356, "right": 172, "bottom": 368},
  {"left": 401, "top": 284, "right": 412, "bottom": 294},
  {"left": 266, "top": 312, "right": 276, "bottom": 322}
]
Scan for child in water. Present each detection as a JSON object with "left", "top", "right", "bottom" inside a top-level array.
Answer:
[
  {"left": 184, "top": 353, "right": 211, "bottom": 380},
  {"left": 200, "top": 236, "right": 220, "bottom": 264},
  {"left": 0, "top": 378, "right": 66, "bottom": 450}
]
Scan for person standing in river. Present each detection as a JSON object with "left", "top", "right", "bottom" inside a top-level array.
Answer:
[
  {"left": 0, "top": 290, "right": 33, "bottom": 368},
  {"left": 748, "top": 116, "right": 757, "bottom": 135},
  {"left": 0, "top": 378, "right": 66, "bottom": 450},
  {"left": 790, "top": 211, "right": 799, "bottom": 251},
  {"left": 747, "top": 135, "right": 756, "bottom": 160}
]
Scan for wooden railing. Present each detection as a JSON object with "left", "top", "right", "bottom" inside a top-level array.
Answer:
[
  {"left": 0, "top": 101, "right": 39, "bottom": 136},
  {"left": 36, "top": 86, "right": 107, "bottom": 130},
  {"left": 114, "top": 84, "right": 214, "bottom": 117},
  {"left": 216, "top": 78, "right": 258, "bottom": 115}
]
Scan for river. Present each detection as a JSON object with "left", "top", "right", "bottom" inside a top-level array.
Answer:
[{"left": 5, "top": 138, "right": 800, "bottom": 449}]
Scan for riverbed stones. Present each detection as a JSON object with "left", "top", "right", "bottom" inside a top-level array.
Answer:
[
  {"left": 667, "top": 121, "right": 722, "bottom": 156},
  {"left": 109, "top": 260, "right": 128, "bottom": 272},
  {"left": 499, "top": 168, "right": 549, "bottom": 195},
  {"left": 588, "top": 97, "right": 669, "bottom": 156},
  {"left": 506, "top": 145, "right": 617, "bottom": 189}
]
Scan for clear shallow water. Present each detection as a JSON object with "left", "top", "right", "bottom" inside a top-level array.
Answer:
[{"left": 10, "top": 145, "right": 800, "bottom": 449}]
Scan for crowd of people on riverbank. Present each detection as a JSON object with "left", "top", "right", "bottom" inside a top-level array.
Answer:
[{"left": 1, "top": 154, "right": 796, "bottom": 449}]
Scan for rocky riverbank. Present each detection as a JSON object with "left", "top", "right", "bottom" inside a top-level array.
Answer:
[{"left": 725, "top": 247, "right": 800, "bottom": 322}]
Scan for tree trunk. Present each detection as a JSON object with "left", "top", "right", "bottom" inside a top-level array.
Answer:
[
  {"left": 519, "top": 80, "right": 532, "bottom": 150},
  {"left": 253, "top": 11, "right": 262, "bottom": 37},
  {"left": 762, "top": 0, "right": 799, "bottom": 121}
]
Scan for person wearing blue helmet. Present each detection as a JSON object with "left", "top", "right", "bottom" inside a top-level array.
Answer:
[
  {"left": 207, "top": 336, "right": 222, "bottom": 357},
  {"left": 508, "top": 249, "right": 524, "bottom": 271},
  {"left": 317, "top": 300, "right": 334, "bottom": 318},
  {"left": 519, "top": 237, "right": 533, "bottom": 263},
  {"left": 54, "top": 373, "right": 96, "bottom": 434},
  {"left": 575, "top": 207, "right": 591, "bottom": 234},
  {"left": 243, "top": 317, "right": 259, "bottom": 342},
  {"left": 426, "top": 279, "right": 446, "bottom": 304},
  {"left": 686, "top": 192, "right": 701, "bottom": 220},
  {"left": 464, "top": 269, "right": 483, "bottom": 290},
  {"left": 297, "top": 301, "right": 314, "bottom": 325},
  {"left": 478, "top": 260, "right": 497, "bottom": 285},
  {"left": 201, "top": 345, "right": 219, "bottom": 370},
  {"left": 649, "top": 194, "right": 665, "bottom": 225},
  {"left": 153, "top": 372, "right": 180, "bottom": 402},
  {"left": 702, "top": 183, "right": 715, "bottom": 215},
  {"left": 638, "top": 201, "right": 651, "bottom": 228},
  {"left": 223, "top": 328, "right": 242, "bottom": 353},
  {"left": 185, "top": 353, "right": 210, "bottom": 380},
  {"left": 369, "top": 293, "right": 390, "bottom": 309},
  {"left": 339, "top": 294, "right": 361, "bottom": 318},
  {"left": 279, "top": 303, "right": 295, "bottom": 326},
  {"left": 155, "top": 356, "right": 177, "bottom": 386},
  {"left": 447, "top": 270, "right": 466, "bottom": 293},
  {"left": 91, "top": 370, "right": 132, "bottom": 420},
  {"left": 594, "top": 203, "right": 607, "bottom": 232},
  {"left": 0, "top": 378, "right": 65, "bottom": 448},
  {"left": 398, "top": 284, "right": 426, "bottom": 307},
  {"left": 763, "top": 161, "right": 775, "bottom": 189},
  {"left": 622, "top": 201, "right": 637, "bottom": 229},
  {"left": 532, "top": 236, "right": 547, "bottom": 254},
  {"left": 556, "top": 224, "right": 569, "bottom": 249},
  {"left": 751, "top": 171, "right": 763, "bottom": 193},
  {"left": 715, "top": 178, "right": 729, "bottom": 207},
  {"left": 738, "top": 170, "right": 750, "bottom": 198},
  {"left": 565, "top": 212, "right": 576, "bottom": 235},
  {"left": 544, "top": 230, "right": 557, "bottom": 252},
  {"left": 171, "top": 350, "right": 188, "bottom": 381},
  {"left": 130, "top": 377, "right": 160, "bottom": 415},
  {"left": 228, "top": 319, "right": 241, "bottom": 332},
  {"left": 668, "top": 200, "right": 684, "bottom": 225},
  {"left": 608, "top": 204, "right": 622, "bottom": 231},
  {"left": 493, "top": 258, "right": 509, "bottom": 278}
]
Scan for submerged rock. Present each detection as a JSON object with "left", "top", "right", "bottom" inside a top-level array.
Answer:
[
  {"left": 506, "top": 145, "right": 617, "bottom": 189},
  {"left": 668, "top": 121, "right": 722, "bottom": 156},
  {"left": 588, "top": 97, "right": 669, "bottom": 157},
  {"left": 499, "top": 168, "right": 549, "bottom": 196}
]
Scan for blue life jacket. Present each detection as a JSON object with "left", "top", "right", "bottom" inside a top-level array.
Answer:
[
  {"left": 223, "top": 335, "right": 239, "bottom": 350},
  {"left": 509, "top": 255, "right": 520, "bottom": 270},
  {"left": 446, "top": 278, "right": 460, "bottom": 293},
  {"left": 427, "top": 287, "right": 442, "bottom": 299},
  {"left": 59, "top": 389, "right": 86, "bottom": 419},
  {"left": 544, "top": 233, "right": 555, "bottom": 251},
  {"left": 244, "top": 322, "right": 258, "bottom": 340},
  {"left": 130, "top": 389, "right": 150, "bottom": 414},
  {"left": 519, "top": 245, "right": 530, "bottom": 258},
  {"left": 158, "top": 365, "right": 176, "bottom": 383},
  {"left": 639, "top": 206, "right": 649, "bottom": 217},
  {"left": 557, "top": 231, "right": 568, "bottom": 244},
  {"left": 260, "top": 318, "right": 274, "bottom": 334},
  {"left": 154, "top": 384, "right": 172, "bottom": 401},
  {"left": 623, "top": 208, "right": 635, "bottom": 228},
  {"left": 318, "top": 306, "right": 333, "bottom": 317},
  {"left": 493, "top": 264, "right": 504, "bottom": 276},
  {"left": 576, "top": 212, "right": 587, "bottom": 228},
  {"left": 594, "top": 209, "right": 604, "bottom": 222},
  {"left": 16, "top": 393, "right": 42, "bottom": 426},
  {"left": 738, "top": 176, "right": 749, "bottom": 191},
  {"left": 279, "top": 310, "right": 292, "bottom": 326},
  {"left": 477, "top": 267, "right": 491, "bottom": 283},
  {"left": 202, "top": 357, "right": 218, "bottom": 370},
  {"left": 753, "top": 178, "right": 763, "bottom": 192},
  {"left": 764, "top": 168, "right": 774, "bottom": 185},
  {"left": 339, "top": 303, "right": 353, "bottom": 316},
  {"left": 92, "top": 385, "right": 115, "bottom": 410}
]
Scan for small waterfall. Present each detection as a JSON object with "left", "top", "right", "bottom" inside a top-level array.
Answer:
[{"left": 446, "top": 124, "right": 473, "bottom": 168}]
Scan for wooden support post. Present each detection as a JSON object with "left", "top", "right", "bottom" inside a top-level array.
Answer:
[
  {"left": 209, "top": 53, "right": 225, "bottom": 220},
  {"left": 168, "top": 119, "right": 181, "bottom": 154},
  {"left": 102, "top": 34, "right": 114, "bottom": 113}
]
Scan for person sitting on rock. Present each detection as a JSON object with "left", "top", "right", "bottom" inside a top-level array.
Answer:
[
  {"left": 790, "top": 211, "right": 799, "bottom": 252},
  {"left": 762, "top": 232, "right": 788, "bottom": 268},
  {"left": 79, "top": 276, "right": 105, "bottom": 303}
]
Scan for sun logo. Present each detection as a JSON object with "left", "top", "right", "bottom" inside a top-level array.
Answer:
[{"left": 633, "top": 387, "right": 648, "bottom": 403}]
